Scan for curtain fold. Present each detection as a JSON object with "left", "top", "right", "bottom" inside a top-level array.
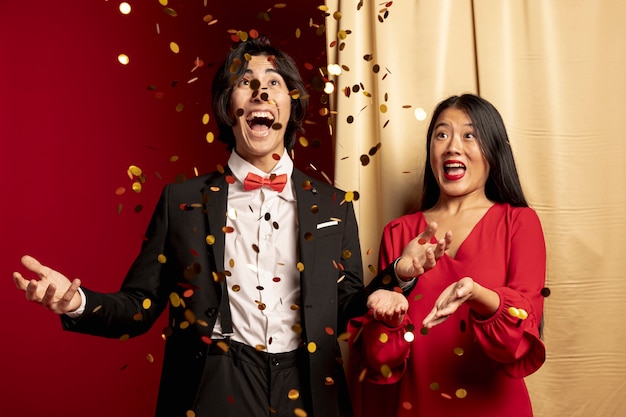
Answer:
[{"left": 326, "top": 1, "right": 626, "bottom": 415}]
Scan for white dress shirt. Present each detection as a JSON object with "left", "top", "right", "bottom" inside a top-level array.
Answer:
[{"left": 211, "top": 150, "right": 301, "bottom": 353}]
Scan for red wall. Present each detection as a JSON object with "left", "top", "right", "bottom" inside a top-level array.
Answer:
[{"left": 1, "top": 1, "right": 333, "bottom": 416}]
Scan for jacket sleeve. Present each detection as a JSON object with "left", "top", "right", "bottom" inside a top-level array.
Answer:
[{"left": 61, "top": 184, "right": 175, "bottom": 338}]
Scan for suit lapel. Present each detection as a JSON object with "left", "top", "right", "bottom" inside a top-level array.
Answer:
[
  {"left": 293, "top": 169, "right": 321, "bottom": 276},
  {"left": 201, "top": 171, "right": 230, "bottom": 273}
]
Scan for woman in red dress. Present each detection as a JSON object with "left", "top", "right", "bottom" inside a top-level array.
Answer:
[{"left": 349, "top": 94, "right": 547, "bottom": 417}]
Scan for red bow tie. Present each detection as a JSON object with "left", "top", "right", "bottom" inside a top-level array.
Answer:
[{"left": 243, "top": 172, "right": 288, "bottom": 192}]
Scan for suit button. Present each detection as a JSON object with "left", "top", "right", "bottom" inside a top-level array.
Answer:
[
  {"left": 205, "top": 308, "right": 217, "bottom": 317},
  {"left": 272, "top": 358, "right": 280, "bottom": 366}
]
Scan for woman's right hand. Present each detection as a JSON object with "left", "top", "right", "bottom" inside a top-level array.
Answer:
[{"left": 395, "top": 222, "right": 452, "bottom": 280}]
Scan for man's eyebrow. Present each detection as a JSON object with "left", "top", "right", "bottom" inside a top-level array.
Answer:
[{"left": 243, "top": 68, "right": 280, "bottom": 75}]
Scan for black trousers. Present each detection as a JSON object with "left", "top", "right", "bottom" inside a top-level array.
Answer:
[{"left": 193, "top": 340, "right": 309, "bottom": 417}]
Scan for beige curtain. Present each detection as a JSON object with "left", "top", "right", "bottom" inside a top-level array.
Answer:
[{"left": 326, "top": 1, "right": 626, "bottom": 416}]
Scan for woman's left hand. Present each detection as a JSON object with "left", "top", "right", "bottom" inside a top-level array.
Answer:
[{"left": 422, "top": 277, "right": 475, "bottom": 328}]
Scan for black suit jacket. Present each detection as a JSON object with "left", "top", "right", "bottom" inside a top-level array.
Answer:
[{"left": 62, "top": 168, "right": 398, "bottom": 417}]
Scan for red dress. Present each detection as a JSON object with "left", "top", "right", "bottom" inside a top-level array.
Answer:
[{"left": 348, "top": 203, "right": 546, "bottom": 417}]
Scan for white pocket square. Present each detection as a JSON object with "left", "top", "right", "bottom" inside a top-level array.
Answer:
[{"left": 316, "top": 220, "right": 339, "bottom": 229}]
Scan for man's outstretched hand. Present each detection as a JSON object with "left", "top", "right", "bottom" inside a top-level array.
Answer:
[{"left": 13, "top": 255, "right": 82, "bottom": 314}]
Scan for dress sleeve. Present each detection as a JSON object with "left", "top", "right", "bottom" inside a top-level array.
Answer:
[
  {"left": 348, "top": 311, "right": 412, "bottom": 384},
  {"left": 471, "top": 208, "right": 547, "bottom": 378},
  {"left": 378, "top": 221, "right": 402, "bottom": 270}
]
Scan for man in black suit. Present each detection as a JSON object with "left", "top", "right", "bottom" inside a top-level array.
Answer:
[{"left": 12, "top": 36, "right": 432, "bottom": 417}]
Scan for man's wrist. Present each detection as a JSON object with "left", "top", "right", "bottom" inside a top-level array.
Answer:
[{"left": 393, "top": 257, "right": 416, "bottom": 282}]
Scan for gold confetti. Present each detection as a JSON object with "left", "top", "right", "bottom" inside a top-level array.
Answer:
[
  {"left": 169, "top": 292, "right": 181, "bottom": 308},
  {"left": 119, "top": 334, "right": 130, "bottom": 342},
  {"left": 294, "top": 408, "right": 307, "bottom": 417},
  {"left": 288, "top": 389, "right": 300, "bottom": 400},
  {"left": 206, "top": 235, "right": 215, "bottom": 245},
  {"left": 163, "top": 7, "right": 177, "bottom": 17},
  {"left": 184, "top": 309, "right": 196, "bottom": 323},
  {"left": 146, "top": 353, "right": 154, "bottom": 363},
  {"left": 453, "top": 347, "right": 464, "bottom": 356},
  {"left": 119, "top": 3, "right": 131, "bottom": 14},
  {"left": 157, "top": 254, "right": 167, "bottom": 263},
  {"left": 456, "top": 388, "right": 468, "bottom": 399},
  {"left": 379, "top": 333, "right": 389, "bottom": 343},
  {"left": 216, "top": 340, "right": 229, "bottom": 352},
  {"left": 142, "top": 298, "right": 152, "bottom": 309},
  {"left": 358, "top": 368, "right": 367, "bottom": 382},
  {"left": 170, "top": 42, "right": 180, "bottom": 53},
  {"left": 296, "top": 262, "right": 305, "bottom": 272},
  {"left": 307, "top": 342, "right": 317, "bottom": 353},
  {"left": 118, "top": 54, "right": 130, "bottom": 65},
  {"left": 507, "top": 306, "right": 520, "bottom": 317},
  {"left": 380, "top": 364, "right": 392, "bottom": 378}
]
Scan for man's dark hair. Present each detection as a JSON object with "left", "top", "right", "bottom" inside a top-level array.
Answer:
[
  {"left": 421, "top": 94, "right": 528, "bottom": 211},
  {"left": 211, "top": 35, "right": 309, "bottom": 151}
]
